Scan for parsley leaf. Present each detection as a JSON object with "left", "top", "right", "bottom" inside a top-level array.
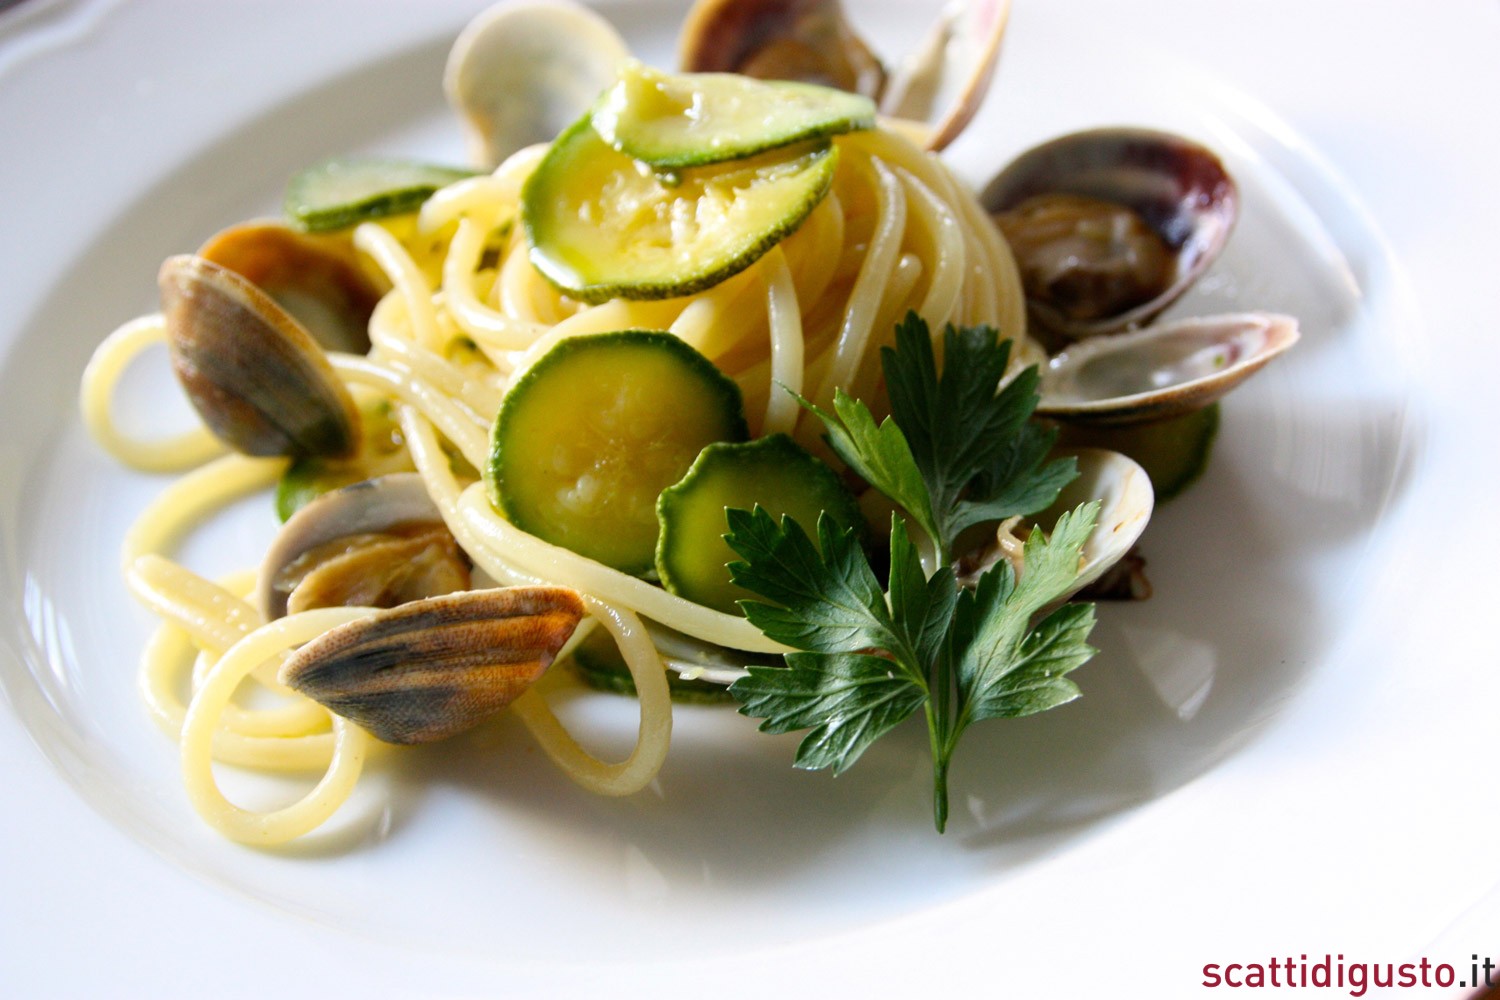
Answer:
[
  {"left": 796, "top": 390, "right": 941, "bottom": 550},
  {"left": 725, "top": 506, "right": 913, "bottom": 662},
  {"left": 727, "top": 503, "right": 1101, "bottom": 831},
  {"left": 953, "top": 502, "right": 1100, "bottom": 709},
  {"left": 882, "top": 312, "right": 1077, "bottom": 559},
  {"left": 965, "top": 601, "right": 1095, "bottom": 723},
  {"left": 888, "top": 511, "right": 958, "bottom": 669},
  {"left": 950, "top": 420, "right": 1078, "bottom": 539},
  {"left": 954, "top": 500, "right": 1098, "bottom": 728},
  {"left": 726, "top": 318, "right": 1107, "bottom": 832},
  {"left": 731, "top": 651, "right": 928, "bottom": 774}
]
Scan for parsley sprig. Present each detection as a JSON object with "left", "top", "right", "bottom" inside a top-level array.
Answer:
[{"left": 726, "top": 315, "right": 1101, "bottom": 831}]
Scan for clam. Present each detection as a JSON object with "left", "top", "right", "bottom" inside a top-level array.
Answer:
[
  {"left": 259, "top": 473, "right": 469, "bottom": 620},
  {"left": 982, "top": 127, "right": 1239, "bottom": 342},
  {"left": 956, "top": 448, "right": 1154, "bottom": 598},
  {"left": 677, "top": 0, "right": 886, "bottom": 97},
  {"left": 445, "top": 0, "right": 632, "bottom": 169},
  {"left": 1036, "top": 312, "right": 1300, "bottom": 426},
  {"left": 280, "top": 586, "right": 584, "bottom": 744},
  {"left": 197, "top": 221, "right": 381, "bottom": 354},
  {"left": 159, "top": 254, "right": 360, "bottom": 458},
  {"left": 878, "top": 0, "right": 1012, "bottom": 152},
  {"left": 677, "top": 0, "right": 1010, "bottom": 152},
  {"left": 1051, "top": 448, "right": 1154, "bottom": 597}
]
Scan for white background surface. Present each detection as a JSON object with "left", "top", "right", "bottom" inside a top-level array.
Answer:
[{"left": 2, "top": 1, "right": 1498, "bottom": 997}]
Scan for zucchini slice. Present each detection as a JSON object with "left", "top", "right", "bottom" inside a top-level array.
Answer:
[
  {"left": 1057, "top": 403, "right": 1220, "bottom": 502},
  {"left": 285, "top": 156, "right": 477, "bottom": 233},
  {"left": 488, "top": 331, "right": 748, "bottom": 574},
  {"left": 592, "top": 62, "right": 875, "bottom": 168},
  {"left": 521, "top": 116, "right": 837, "bottom": 304},
  {"left": 656, "top": 434, "right": 864, "bottom": 614}
]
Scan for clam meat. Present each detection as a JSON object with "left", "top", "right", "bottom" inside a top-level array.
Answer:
[
  {"left": 983, "top": 127, "right": 1238, "bottom": 343},
  {"left": 260, "top": 473, "right": 469, "bottom": 620}
]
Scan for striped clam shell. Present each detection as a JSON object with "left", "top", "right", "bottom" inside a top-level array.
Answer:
[{"left": 280, "top": 586, "right": 585, "bottom": 744}]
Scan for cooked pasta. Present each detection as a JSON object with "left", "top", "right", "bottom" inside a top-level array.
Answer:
[{"left": 80, "top": 123, "right": 1039, "bottom": 845}]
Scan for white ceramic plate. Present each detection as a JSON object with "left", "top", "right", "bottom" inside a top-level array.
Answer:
[{"left": 3, "top": 1, "right": 1498, "bottom": 996}]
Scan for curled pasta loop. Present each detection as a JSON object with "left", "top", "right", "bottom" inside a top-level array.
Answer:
[
  {"left": 80, "top": 314, "right": 225, "bottom": 472},
  {"left": 140, "top": 619, "right": 338, "bottom": 771},
  {"left": 121, "top": 454, "right": 285, "bottom": 572},
  {"left": 180, "top": 607, "right": 374, "bottom": 845},
  {"left": 511, "top": 597, "right": 672, "bottom": 795}
]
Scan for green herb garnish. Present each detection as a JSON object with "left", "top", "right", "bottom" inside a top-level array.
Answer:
[{"left": 726, "top": 315, "right": 1101, "bottom": 831}]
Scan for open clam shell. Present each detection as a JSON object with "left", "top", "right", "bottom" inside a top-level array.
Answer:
[
  {"left": 1048, "top": 448, "right": 1154, "bottom": 598},
  {"left": 445, "top": 0, "right": 632, "bottom": 169},
  {"left": 197, "top": 220, "right": 380, "bottom": 355},
  {"left": 878, "top": 0, "right": 1011, "bottom": 153},
  {"left": 677, "top": 0, "right": 886, "bottom": 97},
  {"left": 983, "top": 127, "right": 1238, "bottom": 342},
  {"left": 259, "top": 473, "right": 464, "bottom": 620},
  {"left": 957, "top": 448, "right": 1154, "bottom": 601},
  {"left": 1037, "top": 312, "right": 1300, "bottom": 426}
]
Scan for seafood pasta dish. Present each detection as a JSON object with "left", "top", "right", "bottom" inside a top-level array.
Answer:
[{"left": 79, "top": 0, "right": 1296, "bottom": 845}]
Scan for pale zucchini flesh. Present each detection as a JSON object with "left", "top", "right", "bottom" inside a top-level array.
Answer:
[
  {"left": 655, "top": 434, "right": 864, "bottom": 615},
  {"left": 592, "top": 62, "right": 876, "bottom": 168},
  {"left": 488, "top": 331, "right": 748, "bottom": 575},
  {"left": 521, "top": 116, "right": 838, "bottom": 304}
]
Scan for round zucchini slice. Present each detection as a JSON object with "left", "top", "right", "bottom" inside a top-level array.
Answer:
[
  {"left": 592, "top": 62, "right": 876, "bottom": 169},
  {"left": 521, "top": 116, "right": 838, "bottom": 304},
  {"left": 488, "top": 331, "right": 748, "bottom": 575},
  {"left": 656, "top": 434, "right": 863, "bottom": 614}
]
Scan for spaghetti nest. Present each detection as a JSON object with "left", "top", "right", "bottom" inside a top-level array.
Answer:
[{"left": 80, "top": 125, "right": 1040, "bottom": 845}]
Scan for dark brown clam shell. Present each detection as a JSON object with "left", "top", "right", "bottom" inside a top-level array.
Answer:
[
  {"left": 983, "top": 127, "right": 1239, "bottom": 342},
  {"left": 159, "top": 254, "right": 360, "bottom": 458},
  {"left": 678, "top": 0, "right": 886, "bottom": 97}
]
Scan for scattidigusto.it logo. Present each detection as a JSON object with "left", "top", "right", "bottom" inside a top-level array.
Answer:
[{"left": 1201, "top": 953, "right": 1496, "bottom": 995}]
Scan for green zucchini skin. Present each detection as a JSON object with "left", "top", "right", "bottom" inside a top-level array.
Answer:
[
  {"left": 592, "top": 64, "right": 876, "bottom": 169},
  {"left": 655, "top": 433, "right": 864, "bottom": 614},
  {"left": 521, "top": 115, "right": 838, "bottom": 305},
  {"left": 488, "top": 330, "right": 748, "bottom": 575},
  {"left": 1056, "top": 403, "right": 1220, "bottom": 502},
  {"left": 284, "top": 157, "right": 477, "bottom": 233}
]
